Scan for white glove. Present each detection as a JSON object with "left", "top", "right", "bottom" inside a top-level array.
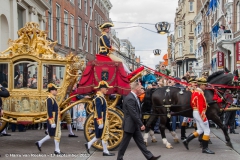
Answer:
[
  {"left": 203, "top": 121, "right": 208, "bottom": 126},
  {"left": 98, "top": 124, "right": 104, "bottom": 129},
  {"left": 51, "top": 124, "right": 56, "bottom": 128}
]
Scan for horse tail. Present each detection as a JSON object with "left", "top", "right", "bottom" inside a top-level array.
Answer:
[{"left": 142, "top": 88, "right": 154, "bottom": 113}]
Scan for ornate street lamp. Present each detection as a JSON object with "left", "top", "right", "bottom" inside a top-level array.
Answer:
[
  {"left": 155, "top": 22, "right": 171, "bottom": 34},
  {"left": 153, "top": 49, "right": 161, "bottom": 56}
]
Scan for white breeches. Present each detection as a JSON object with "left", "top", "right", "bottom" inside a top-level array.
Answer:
[{"left": 193, "top": 111, "right": 210, "bottom": 135}]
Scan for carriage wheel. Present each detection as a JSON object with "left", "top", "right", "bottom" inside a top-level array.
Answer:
[
  {"left": 0, "top": 120, "right": 8, "bottom": 133},
  {"left": 84, "top": 109, "right": 123, "bottom": 151},
  {"left": 115, "top": 107, "right": 124, "bottom": 117}
]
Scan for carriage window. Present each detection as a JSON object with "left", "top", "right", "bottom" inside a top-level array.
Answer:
[
  {"left": 0, "top": 64, "right": 9, "bottom": 88},
  {"left": 42, "top": 64, "right": 65, "bottom": 89},
  {"left": 13, "top": 61, "right": 38, "bottom": 89}
]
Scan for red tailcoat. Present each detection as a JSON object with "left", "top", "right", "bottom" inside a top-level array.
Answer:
[{"left": 191, "top": 88, "right": 207, "bottom": 122}]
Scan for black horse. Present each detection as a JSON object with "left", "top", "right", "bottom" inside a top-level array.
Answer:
[{"left": 142, "top": 70, "right": 237, "bottom": 148}]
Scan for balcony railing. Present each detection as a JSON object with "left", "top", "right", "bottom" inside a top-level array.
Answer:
[{"left": 216, "top": 33, "right": 233, "bottom": 44}]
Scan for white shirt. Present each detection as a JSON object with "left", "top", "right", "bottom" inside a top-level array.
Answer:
[{"left": 131, "top": 91, "right": 140, "bottom": 108}]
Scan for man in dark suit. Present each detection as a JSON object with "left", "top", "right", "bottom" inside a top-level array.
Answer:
[{"left": 117, "top": 82, "right": 161, "bottom": 160}]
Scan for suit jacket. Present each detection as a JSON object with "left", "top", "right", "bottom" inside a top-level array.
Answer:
[{"left": 122, "top": 92, "right": 143, "bottom": 133}]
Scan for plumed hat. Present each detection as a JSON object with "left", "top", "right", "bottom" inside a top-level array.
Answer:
[
  {"left": 99, "top": 22, "right": 114, "bottom": 29},
  {"left": 197, "top": 77, "right": 207, "bottom": 85},
  {"left": 94, "top": 80, "right": 113, "bottom": 89},
  {"left": 188, "top": 78, "right": 197, "bottom": 83}
]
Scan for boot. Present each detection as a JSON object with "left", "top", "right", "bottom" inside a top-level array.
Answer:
[
  {"left": 202, "top": 140, "right": 215, "bottom": 154},
  {"left": 230, "top": 126, "right": 239, "bottom": 134},
  {"left": 181, "top": 126, "right": 186, "bottom": 140},
  {"left": 183, "top": 133, "right": 196, "bottom": 150},
  {"left": 198, "top": 133, "right": 203, "bottom": 148}
]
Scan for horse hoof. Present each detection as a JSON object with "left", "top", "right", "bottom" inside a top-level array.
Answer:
[
  {"left": 152, "top": 139, "right": 157, "bottom": 143},
  {"left": 174, "top": 139, "right": 179, "bottom": 143},
  {"left": 166, "top": 145, "right": 173, "bottom": 149}
]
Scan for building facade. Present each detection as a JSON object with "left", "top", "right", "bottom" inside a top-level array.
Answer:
[
  {"left": 179, "top": 0, "right": 240, "bottom": 75},
  {"left": 173, "top": 0, "right": 200, "bottom": 77},
  {"left": 120, "top": 39, "right": 138, "bottom": 70},
  {"left": 45, "top": 0, "right": 112, "bottom": 61},
  {"left": 0, "top": 0, "right": 49, "bottom": 52}
]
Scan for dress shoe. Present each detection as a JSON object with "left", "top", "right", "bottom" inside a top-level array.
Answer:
[
  {"left": 68, "top": 134, "right": 78, "bottom": 137},
  {"left": 45, "top": 131, "right": 48, "bottom": 135},
  {"left": 103, "top": 152, "right": 115, "bottom": 156},
  {"left": 2, "top": 133, "right": 11, "bottom": 136},
  {"left": 35, "top": 142, "right": 41, "bottom": 151},
  {"left": 230, "top": 130, "right": 239, "bottom": 134},
  {"left": 54, "top": 151, "right": 64, "bottom": 155},
  {"left": 149, "top": 155, "right": 161, "bottom": 160},
  {"left": 85, "top": 143, "right": 90, "bottom": 154}
]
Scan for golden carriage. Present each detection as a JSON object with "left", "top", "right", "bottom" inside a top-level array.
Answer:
[
  {"left": 0, "top": 22, "right": 134, "bottom": 151},
  {"left": 0, "top": 22, "right": 85, "bottom": 130}
]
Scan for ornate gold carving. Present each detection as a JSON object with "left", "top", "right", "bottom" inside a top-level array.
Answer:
[{"left": 0, "top": 22, "right": 85, "bottom": 124}]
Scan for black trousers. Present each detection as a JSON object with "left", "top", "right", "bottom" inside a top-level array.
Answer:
[
  {"left": 225, "top": 111, "right": 236, "bottom": 131},
  {"left": 117, "top": 129, "right": 153, "bottom": 160}
]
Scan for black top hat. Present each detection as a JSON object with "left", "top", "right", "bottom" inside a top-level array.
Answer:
[
  {"left": 94, "top": 80, "right": 113, "bottom": 89},
  {"left": 47, "top": 83, "right": 59, "bottom": 92}
]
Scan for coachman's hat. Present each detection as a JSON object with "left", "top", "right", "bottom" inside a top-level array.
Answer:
[
  {"left": 94, "top": 80, "right": 113, "bottom": 89},
  {"left": 197, "top": 77, "right": 207, "bottom": 85},
  {"left": 188, "top": 78, "right": 197, "bottom": 83},
  {"left": 47, "top": 83, "right": 60, "bottom": 92},
  {"left": 99, "top": 22, "right": 114, "bottom": 29}
]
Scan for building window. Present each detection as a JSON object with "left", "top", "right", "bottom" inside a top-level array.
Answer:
[
  {"left": 56, "top": 4, "right": 61, "bottom": 44},
  {"left": 48, "top": 11, "right": 52, "bottom": 39},
  {"left": 64, "top": 10, "right": 69, "bottom": 47},
  {"left": 78, "top": 17, "right": 82, "bottom": 49},
  {"left": 189, "top": 2, "right": 193, "bottom": 12},
  {"left": 90, "top": 0, "right": 93, "bottom": 20},
  {"left": 84, "top": 0, "right": 87, "bottom": 15},
  {"left": 70, "top": 0, "right": 74, "bottom": 4},
  {"left": 237, "top": 2, "right": 240, "bottom": 31},
  {"left": 95, "top": 10, "right": 97, "bottom": 27},
  {"left": 178, "top": 26, "right": 182, "bottom": 38},
  {"left": 71, "top": 15, "right": 74, "bottom": 49},
  {"left": 178, "top": 43, "right": 182, "bottom": 56},
  {"left": 90, "top": 27, "right": 93, "bottom": 54},
  {"left": 190, "top": 39, "right": 194, "bottom": 53},
  {"left": 85, "top": 23, "right": 88, "bottom": 52},
  {"left": 78, "top": 0, "right": 81, "bottom": 8},
  {"left": 95, "top": 35, "right": 98, "bottom": 52},
  {"left": 17, "top": 5, "right": 24, "bottom": 30}
]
